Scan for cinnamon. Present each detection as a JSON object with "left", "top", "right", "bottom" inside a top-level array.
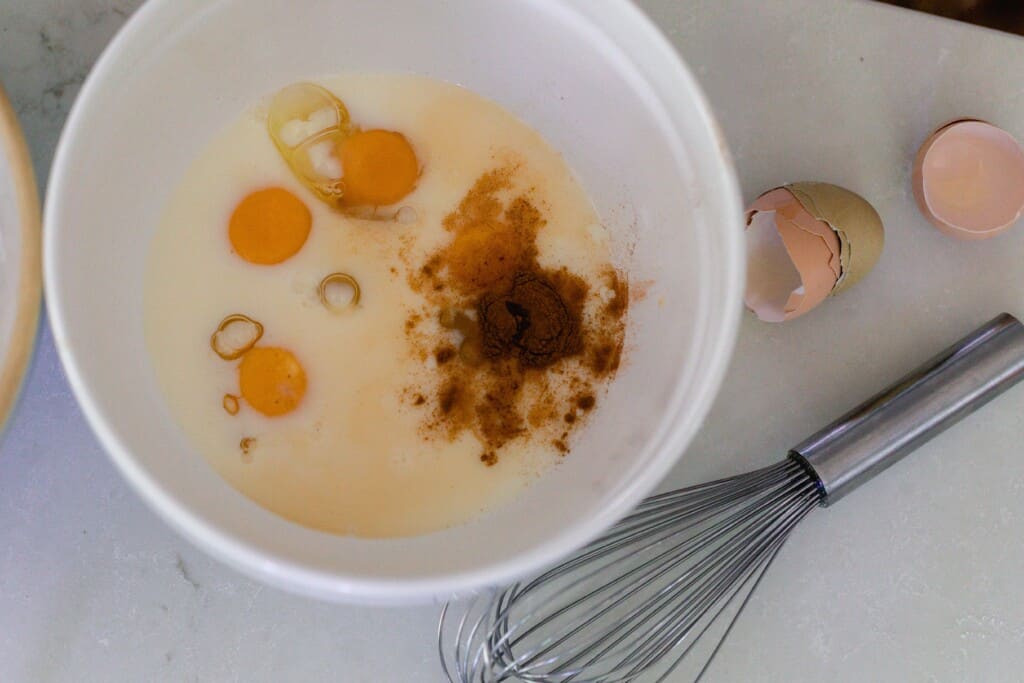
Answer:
[
  {"left": 478, "top": 270, "right": 582, "bottom": 368},
  {"left": 407, "top": 166, "right": 627, "bottom": 464}
]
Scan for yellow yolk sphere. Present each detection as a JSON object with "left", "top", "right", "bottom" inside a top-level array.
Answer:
[
  {"left": 337, "top": 129, "right": 418, "bottom": 207},
  {"left": 239, "top": 346, "right": 307, "bottom": 416},
  {"left": 229, "top": 187, "right": 312, "bottom": 264}
]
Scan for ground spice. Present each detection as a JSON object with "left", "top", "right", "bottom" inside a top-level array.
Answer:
[
  {"left": 528, "top": 388, "right": 560, "bottom": 428},
  {"left": 604, "top": 271, "right": 629, "bottom": 317},
  {"left": 239, "top": 436, "right": 256, "bottom": 463},
  {"left": 588, "top": 343, "right": 622, "bottom": 375},
  {"left": 434, "top": 346, "right": 456, "bottom": 365},
  {"left": 438, "top": 168, "right": 540, "bottom": 294},
  {"left": 475, "top": 373, "right": 525, "bottom": 447},
  {"left": 406, "top": 165, "right": 627, "bottom": 464},
  {"left": 478, "top": 270, "right": 583, "bottom": 368},
  {"left": 439, "top": 383, "right": 460, "bottom": 414},
  {"left": 404, "top": 313, "right": 421, "bottom": 333}
]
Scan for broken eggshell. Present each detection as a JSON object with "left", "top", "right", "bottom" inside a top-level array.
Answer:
[
  {"left": 913, "top": 119, "right": 1024, "bottom": 240},
  {"left": 744, "top": 182, "right": 884, "bottom": 322},
  {"left": 745, "top": 189, "right": 839, "bottom": 322}
]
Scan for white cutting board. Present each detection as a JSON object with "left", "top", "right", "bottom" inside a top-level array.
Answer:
[
  {"left": 644, "top": 0, "right": 1024, "bottom": 680},
  {"left": 1, "top": 1, "right": 1023, "bottom": 681}
]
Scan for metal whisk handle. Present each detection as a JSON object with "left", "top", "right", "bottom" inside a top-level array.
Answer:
[{"left": 791, "top": 313, "right": 1024, "bottom": 505}]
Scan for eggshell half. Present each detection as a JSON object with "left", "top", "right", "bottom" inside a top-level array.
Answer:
[
  {"left": 750, "top": 188, "right": 843, "bottom": 281},
  {"left": 913, "top": 119, "right": 1024, "bottom": 240},
  {"left": 744, "top": 189, "right": 840, "bottom": 322},
  {"left": 780, "top": 197, "right": 842, "bottom": 282},
  {"left": 785, "top": 182, "right": 884, "bottom": 294}
]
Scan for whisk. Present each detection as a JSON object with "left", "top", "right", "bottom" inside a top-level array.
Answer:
[{"left": 438, "top": 313, "right": 1024, "bottom": 683}]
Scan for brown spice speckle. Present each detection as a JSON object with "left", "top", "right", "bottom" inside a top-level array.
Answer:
[
  {"left": 407, "top": 165, "right": 627, "bottom": 463},
  {"left": 439, "top": 384, "right": 459, "bottom": 414},
  {"left": 239, "top": 437, "right": 256, "bottom": 463},
  {"left": 528, "top": 398, "right": 558, "bottom": 428},
  {"left": 588, "top": 343, "right": 622, "bottom": 375},
  {"left": 478, "top": 270, "right": 584, "bottom": 368},
  {"left": 605, "top": 270, "right": 629, "bottom": 317},
  {"left": 577, "top": 394, "right": 596, "bottom": 411}
]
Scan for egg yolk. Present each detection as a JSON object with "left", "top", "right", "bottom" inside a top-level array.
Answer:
[
  {"left": 337, "top": 129, "right": 418, "bottom": 206},
  {"left": 238, "top": 346, "right": 307, "bottom": 417},
  {"left": 229, "top": 187, "right": 312, "bottom": 265}
]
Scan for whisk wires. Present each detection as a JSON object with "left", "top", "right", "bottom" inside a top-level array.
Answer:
[{"left": 440, "top": 458, "right": 822, "bottom": 683}]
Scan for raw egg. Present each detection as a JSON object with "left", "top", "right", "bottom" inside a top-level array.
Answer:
[
  {"left": 229, "top": 187, "right": 311, "bottom": 265},
  {"left": 744, "top": 182, "right": 884, "bottom": 322},
  {"left": 238, "top": 346, "right": 307, "bottom": 417},
  {"left": 337, "top": 129, "right": 419, "bottom": 207},
  {"left": 267, "top": 82, "right": 419, "bottom": 209},
  {"left": 266, "top": 82, "right": 352, "bottom": 204},
  {"left": 913, "top": 119, "right": 1024, "bottom": 240}
]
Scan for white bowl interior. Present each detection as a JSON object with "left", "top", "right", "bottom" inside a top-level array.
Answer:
[{"left": 46, "top": 0, "right": 742, "bottom": 603}]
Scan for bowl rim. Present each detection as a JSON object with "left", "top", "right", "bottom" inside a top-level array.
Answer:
[
  {"left": 44, "top": 0, "right": 745, "bottom": 603},
  {"left": 0, "top": 81, "right": 42, "bottom": 438}
]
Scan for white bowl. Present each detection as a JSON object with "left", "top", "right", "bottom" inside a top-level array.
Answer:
[
  {"left": 0, "top": 81, "right": 41, "bottom": 435},
  {"left": 45, "top": 0, "right": 743, "bottom": 604}
]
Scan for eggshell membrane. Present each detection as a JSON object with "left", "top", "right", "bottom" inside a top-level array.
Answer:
[
  {"left": 744, "top": 188, "right": 840, "bottom": 322},
  {"left": 749, "top": 188, "right": 842, "bottom": 280},
  {"left": 912, "top": 119, "right": 1024, "bottom": 240},
  {"left": 744, "top": 211, "right": 800, "bottom": 323},
  {"left": 775, "top": 213, "right": 838, "bottom": 318},
  {"left": 786, "top": 182, "right": 884, "bottom": 294},
  {"left": 780, "top": 198, "right": 842, "bottom": 282}
]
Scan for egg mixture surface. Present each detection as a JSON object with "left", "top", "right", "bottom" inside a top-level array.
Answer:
[{"left": 145, "top": 74, "right": 627, "bottom": 538}]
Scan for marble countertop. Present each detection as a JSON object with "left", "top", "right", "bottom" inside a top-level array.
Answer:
[{"left": 4, "top": 1, "right": 1024, "bottom": 681}]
